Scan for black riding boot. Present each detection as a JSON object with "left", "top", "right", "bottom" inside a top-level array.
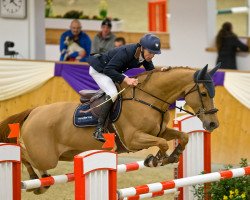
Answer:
[{"left": 93, "top": 95, "right": 113, "bottom": 142}]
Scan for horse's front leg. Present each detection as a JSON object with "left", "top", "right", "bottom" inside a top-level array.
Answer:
[
  {"left": 158, "top": 127, "right": 189, "bottom": 165},
  {"left": 125, "top": 131, "right": 169, "bottom": 167}
]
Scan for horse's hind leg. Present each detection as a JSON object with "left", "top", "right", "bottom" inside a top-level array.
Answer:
[
  {"left": 33, "top": 170, "right": 51, "bottom": 195},
  {"left": 22, "top": 160, "right": 51, "bottom": 194},
  {"left": 159, "top": 128, "right": 189, "bottom": 165},
  {"left": 22, "top": 159, "right": 39, "bottom": 180}
]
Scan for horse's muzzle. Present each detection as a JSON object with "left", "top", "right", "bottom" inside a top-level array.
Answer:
[{"left": 203, "top": 121, "right": 219, "bottom": 132}]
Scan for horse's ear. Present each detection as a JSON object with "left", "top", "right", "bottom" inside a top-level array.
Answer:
[
  {"left": 196, "top": 64, "right": 208, "bottom": 80},
  {"left": 209, "top": 62, "right": 221, "bottom": 77}
]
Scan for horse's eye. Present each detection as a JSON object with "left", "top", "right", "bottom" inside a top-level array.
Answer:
[{"left": 201, "top": 92, "right": 207, "bottom": 97}]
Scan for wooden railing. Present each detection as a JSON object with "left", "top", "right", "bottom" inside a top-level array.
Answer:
[{"left": 46, "top": 29, "right": 170, "bottom": 49}]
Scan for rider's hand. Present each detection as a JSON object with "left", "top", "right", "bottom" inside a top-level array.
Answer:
[{"left": 123, "top": 77, "right": 138, "bottom": 86}]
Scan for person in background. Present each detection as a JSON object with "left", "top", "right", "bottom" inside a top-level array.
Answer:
[
  {"left": 87, "top": 33, "right": 161, "bottom": 142},
  {"left": 91, "top": 18, "right": 116, "bottom": 54},
  {"left": 59, "top": 19, "right": 91, "bottom": 62},
  {"left": 114, "top": 37, "right": 126, "bottom": 47},
  {"left": 216, "top": 22, "right": 249, "bottom": 70}
]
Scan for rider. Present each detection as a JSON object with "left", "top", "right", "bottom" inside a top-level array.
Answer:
[{"left": 87, "top": 33, "right": 161, "bottom": 142}]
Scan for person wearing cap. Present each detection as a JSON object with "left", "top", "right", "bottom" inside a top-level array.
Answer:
[
  {"left": 91, "top": 18, "right": 116, "bottom": 54},
  {"left": 87, "top": 33, "right": 161, "bottom": 142},
  {"left": 59, "top": 19, "right": 91, "bottom": 62}
]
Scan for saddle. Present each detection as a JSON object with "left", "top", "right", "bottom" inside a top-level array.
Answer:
[{"left": 73, "top": 90, "right": 121, "bottom": 127}]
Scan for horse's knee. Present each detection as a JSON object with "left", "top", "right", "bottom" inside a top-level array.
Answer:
[{"left": 157, "top": 138, "right": 169, "bottom": 151}]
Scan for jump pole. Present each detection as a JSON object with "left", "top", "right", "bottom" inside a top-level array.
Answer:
[
  {"left": 0, "top": 143, "right": 21, "bottom": 200},
  {"left": 117, "top": 166, "right": 250, "bottom": 199}
]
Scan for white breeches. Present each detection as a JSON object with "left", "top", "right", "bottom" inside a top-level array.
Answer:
[{"left": 89, "top": 66, "right": 118, "bottom": 102}]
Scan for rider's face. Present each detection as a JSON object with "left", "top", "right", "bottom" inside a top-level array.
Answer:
[{"left": 143, "top": 49, "right": 155, "bottom": 62}]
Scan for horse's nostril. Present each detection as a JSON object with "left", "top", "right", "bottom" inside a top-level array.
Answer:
[{"left": 210, "top": 122, "right": 216, "bottom": 128}]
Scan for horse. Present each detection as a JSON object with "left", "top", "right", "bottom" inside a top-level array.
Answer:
[{"left": 0, "top": 64, "right": 219, "bottom": 194}]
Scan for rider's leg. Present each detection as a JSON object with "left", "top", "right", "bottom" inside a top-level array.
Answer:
[{"left": 89, "top": 66, "right": 118, "bottom": 142}]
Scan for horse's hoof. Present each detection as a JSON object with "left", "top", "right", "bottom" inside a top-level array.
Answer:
[
  {"left": 33, "top": 188, "right": 42, "bottom": 195},
  {"left": 167, "top": 155, "right": 179, "bottom": 163},
  {"left": 144, "top": 154, "right": 158, "bottom": 167}
]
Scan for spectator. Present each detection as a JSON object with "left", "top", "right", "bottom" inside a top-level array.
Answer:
[
  {"left": 88, "top": 34, "right": 161, "bottom": 142},
  {"left": 59, "top": 19, "right": 91, "bottom": 62},
  {"left": 91, "top": 18, "right": 116, "bottom": 54},
  {"left": 114, "top": 37, "right": 126, "bottom": 47},
  {"left": 216, "top": 22, "right": 249, "bottom": 70}
]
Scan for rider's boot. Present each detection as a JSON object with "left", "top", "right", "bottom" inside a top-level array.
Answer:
[{"left": 93, "top": 95, "right": 113, "bottom": 142}]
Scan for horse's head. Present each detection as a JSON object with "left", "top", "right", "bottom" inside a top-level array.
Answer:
[{"left": 184, "top": 64, "right": 220, "bottom": 132}]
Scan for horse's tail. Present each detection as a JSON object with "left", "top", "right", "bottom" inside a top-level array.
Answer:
[{"left": 0, "top": 109, "right": 34, "bottom": 143}]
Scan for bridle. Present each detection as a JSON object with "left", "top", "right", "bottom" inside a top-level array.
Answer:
[
  {"left": 123, "top": 80, "right": 218, "bottom": 117},
  {"left": 183, "top": 81, "right": 218, "bottom": 116}
]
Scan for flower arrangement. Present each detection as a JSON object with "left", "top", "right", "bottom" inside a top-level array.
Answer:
[
  {"left": 192, "top": 158, "right": 250, "bottom": 200},
  {"left": 44, "top": 0, "right": 120, "bottom": 21}
]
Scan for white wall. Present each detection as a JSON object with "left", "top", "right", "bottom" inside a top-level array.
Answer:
[
  {"left": 45, "top": 0, "right": 250, "bottom": 71},
  {"left": 154, "top": 0, "right": 250, "bottom": 70},
  {"left": 0, "top": 0, "right": 45, "bottom": 60},
  {"left": 3, "top": 0, "right": 248, "bottom": 70}
]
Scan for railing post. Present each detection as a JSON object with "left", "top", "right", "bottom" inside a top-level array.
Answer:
[
  {"left": 0, "top": 143, "right": 21, "bottom": 200},
  {"left": 173, "top": 115, "right": 211, "bottom": 200},
  {"left": 74, "top": 150, "right": 117, "bottom": 200}
]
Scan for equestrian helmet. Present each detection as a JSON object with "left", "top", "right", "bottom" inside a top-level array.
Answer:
[{"left": 139, "top": 34, "right": 161, "bottom": 54}]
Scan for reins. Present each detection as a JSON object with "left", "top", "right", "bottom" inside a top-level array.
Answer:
[{"left": 123, "top": 71, "right": 218, "bottom": 117}]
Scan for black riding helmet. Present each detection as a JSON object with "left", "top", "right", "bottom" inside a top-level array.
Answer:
[{"left": 139, "top": 34, "right": 161, "bottom": 54}]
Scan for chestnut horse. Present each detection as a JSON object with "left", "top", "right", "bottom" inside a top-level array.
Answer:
[{"left": 0, "top": 65, "right": 219, "bottom": 194}]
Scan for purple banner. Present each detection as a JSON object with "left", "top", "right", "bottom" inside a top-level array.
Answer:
[
  {"left": 54, "top": 63, "right": 225, "bottom": 98},
  {"left": 55, "top": 63, "right": 99, "bottom": 92}
]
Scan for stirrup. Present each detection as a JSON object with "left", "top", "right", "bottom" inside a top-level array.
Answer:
[{"left": 93, "top": 128, "right": 105, "bottom": 142}]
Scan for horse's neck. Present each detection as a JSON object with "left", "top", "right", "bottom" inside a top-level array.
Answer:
[{"left": 141, "top": 69, "right": 194, "bottom": 103}]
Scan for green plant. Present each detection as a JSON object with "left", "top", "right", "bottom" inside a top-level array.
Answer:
[
  {"left": 45, "top": 0, "right": 53, "bottom": 17},
  {"left": 192, "top": 159, "right": 250, "bottom": 200},
  {"left": 63, "top": 10, "right": 83, "bottom": 19}
]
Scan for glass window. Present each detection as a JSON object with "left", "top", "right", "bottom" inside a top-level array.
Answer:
[{"left": 216, "top": 0, "right": 248, "bottom": 36}]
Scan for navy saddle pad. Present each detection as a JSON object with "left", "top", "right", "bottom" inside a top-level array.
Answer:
[
  {"left": 73, "top": 97, "right": 121, "bottom": 128},
  {"left": 73, "top": 103, "right": 98, "bottom": 127}
]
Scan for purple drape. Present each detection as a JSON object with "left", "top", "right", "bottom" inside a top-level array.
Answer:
[
  {"left": 54, "top": 63, "right": 225, "bottom": 97},
  {"left": 54, "top": 63, "right": 99, "bottom": 92}
]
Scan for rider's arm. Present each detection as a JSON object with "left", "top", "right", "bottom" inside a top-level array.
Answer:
[
  {"left": 103, "top": 49, "right": 128, "bottom": 84},
  {"left": 142, "top": 60, "right": 155, "bottom": 71}
]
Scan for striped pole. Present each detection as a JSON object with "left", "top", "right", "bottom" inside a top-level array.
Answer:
[
  {"left": 21, "top": 173, "right": 75, "bottom": 190},
  {"left": 117, "top": 166, "right": 250, "bottom": 199},
  {"left": 118, "top": 160, "right": 177, "bottom": 173},
  {"left": 21, "top": 160, "right": 177, "bottom": 190},
  {"left": 218, "top": 6, "right": 248, "bottom": 14},
  {"left": 122, "top": 188, "right": 179, "bottom": 200}
]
